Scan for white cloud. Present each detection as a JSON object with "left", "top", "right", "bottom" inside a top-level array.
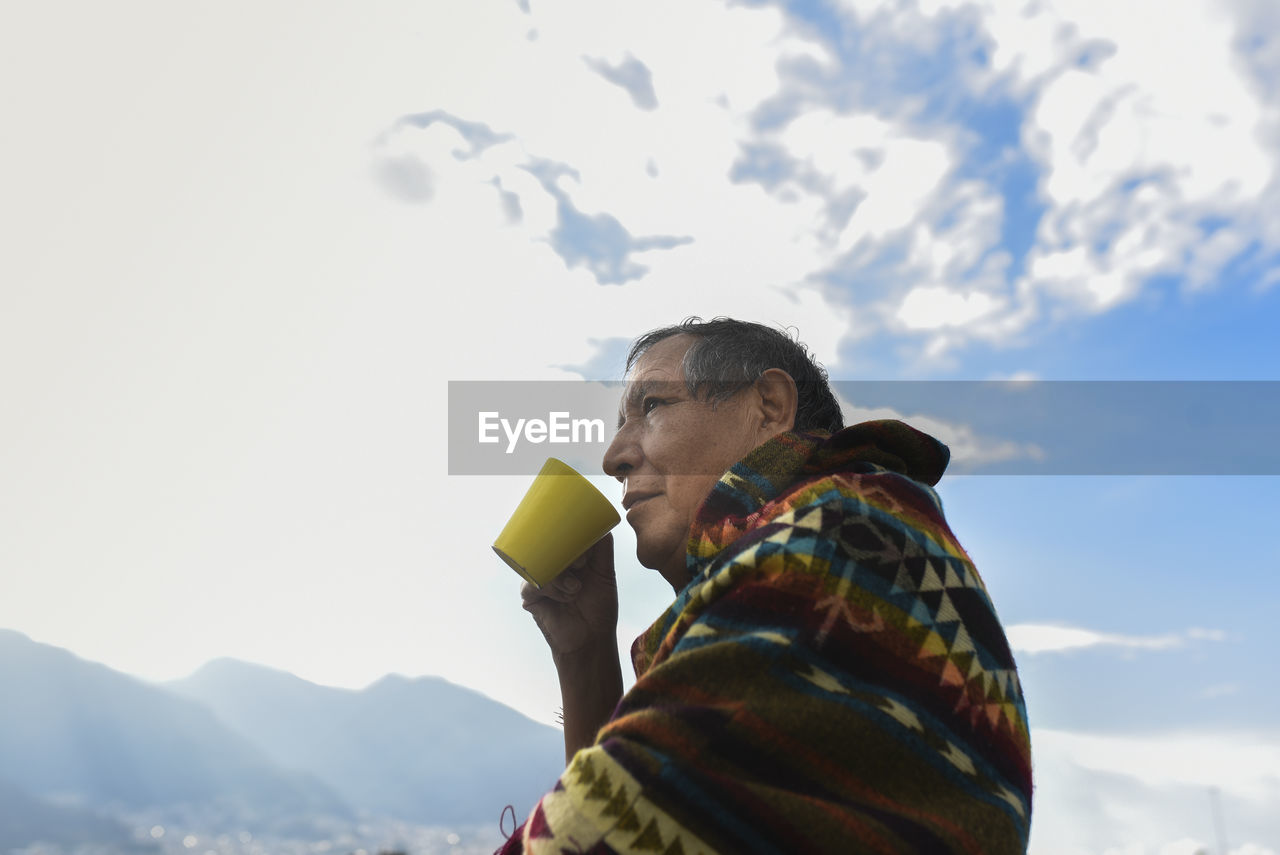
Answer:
[
  {"left": 990, "top": 370, "right": 1040, "bottom": 382},
  {"left": 897, "top": 285, "right": 1000, "bottom": 330},
  {"left": 837, "top": 397, "right": 1044, "bottom": 467},
  {"left": 1007, "top": 623, "right": 1226, "bottom": 655},
  {"left": 753, "top": 0, "right": 1280, "bottom": 358},
  {"left": 1037, "top": 727, "right": 1280, "bottom": 806},
  {"left": 962, "top": 0, "right": 1275, "bottom": 318},
  {"left": 1030, "top": 727, "right": 1280, "bottom": 855},
  {"left": 837, "top": 136, "right": 955, "bottom": 252}
]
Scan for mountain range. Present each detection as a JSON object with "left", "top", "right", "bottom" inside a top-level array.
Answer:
[
  {"left": 168, "top": 657, "right": 565, "bottom": 824},
  {"left": 0, "top": 629, "right": 564, "bottom": 850}
]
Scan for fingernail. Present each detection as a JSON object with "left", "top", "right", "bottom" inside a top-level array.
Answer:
[{"left": 562, "top": 575, "right": 581, "bottom": 592}]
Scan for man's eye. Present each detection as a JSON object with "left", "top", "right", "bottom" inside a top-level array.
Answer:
[{"left": 642, "top": 397, "right": 666, "bottom": 414}]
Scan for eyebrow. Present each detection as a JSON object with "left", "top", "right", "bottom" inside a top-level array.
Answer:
[
  {"left": 614, "top": 381, "right": 665, "bottom": 430},
  {"left": 617, "top": 379, "right": 657, "bottom": 430}
]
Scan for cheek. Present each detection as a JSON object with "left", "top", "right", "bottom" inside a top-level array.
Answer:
[{"left": 665, "top": 474, "right": 723, "bottom": 518}]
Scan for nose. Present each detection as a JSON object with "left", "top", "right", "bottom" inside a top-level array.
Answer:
[{"left": 603, "top": 424, "right": 641, "bottom": 482}]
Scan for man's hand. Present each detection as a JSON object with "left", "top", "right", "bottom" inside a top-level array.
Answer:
[
  {"left": 521, "top": 533, "right": 618, "bottom": 661},
  {"left": 520, "top": 533, "right": 623, "bottom": 761}
]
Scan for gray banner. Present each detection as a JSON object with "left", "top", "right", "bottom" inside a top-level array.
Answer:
[{"left": 448, "top": 380, "right": 1280, "bottom": 475}]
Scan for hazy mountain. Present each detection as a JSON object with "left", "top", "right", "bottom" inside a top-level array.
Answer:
[
  {"left": 0, "top": 629, "right": 349, "bottom": 826},
  {"left": 0, "top": 628, "right": 564, "bottom": 837},
  {"left": 170, "top": 658, "right": 565, "bottom": 824},
  {"left": 0, "top": 776, "right": 152, "bottom": 852}
]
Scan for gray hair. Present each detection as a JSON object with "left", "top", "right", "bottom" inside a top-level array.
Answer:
[{"left": 625, "top": 317, "right": 845, "bottom": 434}]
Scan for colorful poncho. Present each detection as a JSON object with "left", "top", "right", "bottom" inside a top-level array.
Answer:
[{"left": 499, "top": 421, "right": 1032, "bottom": 854}]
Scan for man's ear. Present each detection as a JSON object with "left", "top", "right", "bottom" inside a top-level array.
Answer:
[{"left": 754, "top": 368, "right": 799, "bottom": 436}]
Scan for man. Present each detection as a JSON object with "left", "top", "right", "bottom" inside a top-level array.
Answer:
[{"left": 503, "top": 318, "right": 1032, "bottom": 854}]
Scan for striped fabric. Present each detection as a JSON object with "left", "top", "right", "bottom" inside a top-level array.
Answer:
[{"left": 498, "top": 421, "right": 1032, "bottom": 854}]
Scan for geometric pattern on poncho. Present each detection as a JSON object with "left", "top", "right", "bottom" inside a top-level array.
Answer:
[
  {"left": 519, "top": 750, "right": 716, "bottom": 855},
  {"left": 497, "top": 421, "right": 1032, "bottom": 855}
]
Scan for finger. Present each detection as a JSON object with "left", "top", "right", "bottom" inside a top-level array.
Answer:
[
  {"left": 583, "top": 533, "right": 616, "bottom": 581},
  {"left": 521, "top": 596, "right": 551, "bottom": 618},
  {"left": 521, "top": 580, "right": 553, "bottom": 608},
  {"left": 521, "top": 571, "right": 581, "bottom": 605},
  {"left": 541, "top": 572, "right": 581, "bottom": 603},
  {"left": 520, "top": 599, "right": 560, "bottom": 644},
  {"left": 565, "top": 532, "right": 610, "bottom": 569},
  {"left": 587, "top": 532, "right": 613, "bottom": 560}
]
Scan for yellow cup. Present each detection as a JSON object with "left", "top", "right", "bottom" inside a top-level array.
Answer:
[{"left": 493, "top": 457, "right": 621, "bottom": 587}]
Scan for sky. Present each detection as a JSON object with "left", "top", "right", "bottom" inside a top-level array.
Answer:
[{"left": 1, "top": 1, "right": 1278, "bottom": 852}]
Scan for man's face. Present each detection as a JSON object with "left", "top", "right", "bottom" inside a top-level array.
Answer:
[{"left": 602, "top": 335, "right": 772, "bottom": 590}]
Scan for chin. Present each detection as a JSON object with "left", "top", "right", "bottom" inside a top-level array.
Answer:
[
  {"left": 634, "top": 545, "right": 665, "bottom": 572},
  {"left": 634, "top": 535, "right": 679, "bottom": 574}
]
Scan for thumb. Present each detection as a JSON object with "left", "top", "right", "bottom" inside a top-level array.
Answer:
[{"left": 584, "top": 532, "right": 616, "bottom": 578}]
